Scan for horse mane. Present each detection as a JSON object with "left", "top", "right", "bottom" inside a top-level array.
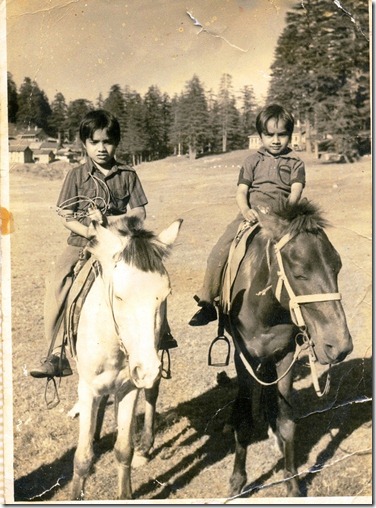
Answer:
[
  {"left": 260, "top": 198, "right": 330, "bottom": 241},
  {"left": 113, "top": 216, "right": 170, "bottom": 273},
  {"left": 279, "top": 198, "right": 329, "bottom": 234}
]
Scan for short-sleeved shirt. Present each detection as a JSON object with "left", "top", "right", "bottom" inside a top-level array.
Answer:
[
  {"left": 57, "top": 158, "right": 148, "bottom": 246},
  {"left": 237, "top": 147, "right": 306, "bottom": 208}
]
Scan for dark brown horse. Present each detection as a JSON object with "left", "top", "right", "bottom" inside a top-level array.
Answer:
[{"left": 222, "top": 199, "right": 353, "bottom": 497}]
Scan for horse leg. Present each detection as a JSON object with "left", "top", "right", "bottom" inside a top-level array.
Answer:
[
  {"left": 114, "top": 386, "right": 140, "bottom": 499},
  {"left": 71, "top": 382, "right": 100, "bottom": 500},
  {"left": 230, "top": 431, "right": 248, "bottom": 497},
  {"left": 275, "top": 359, "right": 299, "bottom": 497},
  {"left": 94, "top": 394, "right": 110, "bottom": 442},
  {"left": 229, "top": 357, "right": 253, "bottom": 497},
  {"left": 134, "top": 378, "right": 161, "bottom": 466}
]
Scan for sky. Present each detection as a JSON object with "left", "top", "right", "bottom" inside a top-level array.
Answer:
[{"left": 6, "top": 0, "right": 298, "bottom": 106}]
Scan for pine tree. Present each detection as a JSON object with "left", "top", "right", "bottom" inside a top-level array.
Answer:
[
  {"left": 180, "top": 75, "right": 210, "bottom": 160},
  {"left": 7, "top": 72, "right": 18, "bottom": 123},
  {"left": 16, "top": 77, "right": 52, "bottom": 134},
  {"left": 65, "top": 99, "right": 94, "bottom": 141},
  {"left": 216, "top": 74, "right": 242, "bottom": 152},
  {"left": 121, "top": 87, "right": 146, "bottom": 165},
  {"left": 96, "top": 93, "right": 104, "bottom": 108},
  {"left": 239, "top": 85, "right": 257, "bottom": 146},
  {"left": 48, "top": 92, "right": 67, "bottom": 139},
  {"left": 103, "top": 84, "right": 127, "bottom": 151},
  {"left": 143, "top": 85, "right": 171, "bottom": 160},
  {"left": 168, "top": 94, "right": 185, "bottom": 156},
  {"left": 104, "top": 84, "right": 126, "bottom": 120}
]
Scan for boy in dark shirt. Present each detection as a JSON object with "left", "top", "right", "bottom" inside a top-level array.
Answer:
[
  {"left": 31, "top": 110, "right": 176, "bottom": 379},
  {"left": 189, "top": 104, "right": 306, "bottom": 326}
]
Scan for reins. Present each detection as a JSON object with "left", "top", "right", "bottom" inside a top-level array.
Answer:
[{"left": 57, "top": 173, "right": 111, "bottom": 220}]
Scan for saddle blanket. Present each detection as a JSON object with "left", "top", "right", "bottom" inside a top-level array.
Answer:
[
  {"left": 65, "top": 256, "right": 100, "bottom": 357},
  {"left": 220, "top": 221, "right": 259, "bottom": 314}
]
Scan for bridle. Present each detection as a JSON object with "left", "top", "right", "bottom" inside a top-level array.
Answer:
[
  {"left": 235, "top": 228, "right": 342, "bottom": 397},
  {"left": 273, "top": 232, "right": 342, "bottom": 329}
]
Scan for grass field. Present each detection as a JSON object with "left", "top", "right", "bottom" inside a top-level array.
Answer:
[{"left": 8, "top": 149, "right": 372, "bottom": 502}]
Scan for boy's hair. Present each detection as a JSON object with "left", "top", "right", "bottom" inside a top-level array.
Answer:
[
  {"left": 79, "top": 109, "right": 121, "bottom": 145},
  {"left": 256, "top": 104, "right": 295, "bottom": 138}
]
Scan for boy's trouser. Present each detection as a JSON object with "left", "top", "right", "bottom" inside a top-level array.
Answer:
[
  {"left": 196, "top": 214, "right": 243, "bottom": 304},
  {"left": 44, "top": 245, "right": 83, "bottom": 353}
]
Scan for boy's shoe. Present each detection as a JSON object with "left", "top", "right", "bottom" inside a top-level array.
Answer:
[
  {"left": 189, "top": 302, "right": 217, "bottom": 326},
  {"left": 30, "top": 354, "right": 73, "bottom": 378},
  {"left": 159, "top": 331, "right": 178, "bottom": 350}
]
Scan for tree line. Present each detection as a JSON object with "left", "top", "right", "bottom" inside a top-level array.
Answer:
[
  {"left": 8, "top": 0, "right": 370, "bottom": 162},
  {"left": 267, "top": 0, "right": 370, "bottom": 157},
  {"left": 7, "top": 72, "right": 257, "bottom": 163}
]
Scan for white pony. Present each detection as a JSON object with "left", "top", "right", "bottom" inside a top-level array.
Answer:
[{"left": 71, "top": 216, "right": 182, "bottom": 500}]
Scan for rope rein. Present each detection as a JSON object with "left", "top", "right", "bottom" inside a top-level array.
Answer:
[{"left": 57, "top": 173, "right": 111, "bottom": 220}]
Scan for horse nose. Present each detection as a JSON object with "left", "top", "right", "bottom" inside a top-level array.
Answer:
[{"left": 324, "top": 334, "right": 353, "bottom": 363}]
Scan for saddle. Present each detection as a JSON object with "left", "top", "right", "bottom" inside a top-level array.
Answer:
[
  {"left": 208, "top": 221, "right": 260, "bottom": 367},
  {"left": 220, "top": 221, "right": 260, "bottom": 314},
  {"left": 64, "top": 255, "right": 101, "bottom": 357}
]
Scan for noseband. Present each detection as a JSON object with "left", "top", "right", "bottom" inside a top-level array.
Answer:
[{"left": 273, "top": 232, "right": 342, "bottom": 329}]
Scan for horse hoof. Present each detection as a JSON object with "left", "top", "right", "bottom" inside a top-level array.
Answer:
[
  {"left": 287, "top": 482, "right": 300, "bottom": 497},
  {"left": 229, "top": 473, "right": 246, "bottom": 498},
  {"left": 132, "top": 450, "right": 150, "bottom": 468}
]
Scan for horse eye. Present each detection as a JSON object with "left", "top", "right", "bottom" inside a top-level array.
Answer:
[
  {"left": 115, "top": 295, "right": 123, "bottom": 301},
  {"left": 294, "top": 274, "right": 307, "bottom": 280}
]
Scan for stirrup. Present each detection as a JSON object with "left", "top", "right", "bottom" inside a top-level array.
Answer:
[
  {"left": 161, "top": 349, "right": 172, "bottom": 379},
  {"left": 208, "top": 335, "right": 231, "bottom": 367},
  {"left": 44, "top": 377, "right": 61, "bottom": 409},
  {"left": 208, "top": 304, "right": 231, "bottom": 366}
]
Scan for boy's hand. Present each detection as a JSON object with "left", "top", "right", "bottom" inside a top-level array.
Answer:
[
  {"left": 242, "top": 208, "right": 259, "bottom": 224},
  {"left": 87, "top": 206, "right": 103, "bottom": 224}
]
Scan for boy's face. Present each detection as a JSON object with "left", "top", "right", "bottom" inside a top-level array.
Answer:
[
  {"left": 84, "top": 128, "right": 118, "bottom": 169},
  {"left": 260, "top": 119, "right": 291, "bottom": 156}
]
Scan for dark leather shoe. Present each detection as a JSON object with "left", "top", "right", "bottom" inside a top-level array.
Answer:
[
  {"left": 159, "top": 331, "right": 178, "bottom": 350},
  {"left": 30, "top": 354, "right": 73, "bottom": 378},
  {"left": 189, "top": 303, "right": 217, "bottom": 326}
]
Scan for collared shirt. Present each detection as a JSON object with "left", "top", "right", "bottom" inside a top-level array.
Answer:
[
  {"left": 57, "top": 158, "right": 148, "bottom": 246},
  {"left": 237, "top": 146, "right": 306, "bottom": 207}
]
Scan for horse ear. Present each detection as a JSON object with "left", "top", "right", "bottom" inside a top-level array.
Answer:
[
  {"left": 86, "top": 221, "right": 124, "bottom": 263},
  {"left": 157, "top": 219, "right": 183, "bottom": 247}
]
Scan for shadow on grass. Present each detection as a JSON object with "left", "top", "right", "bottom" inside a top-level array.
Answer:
[
  {"left": 240, "top": 356, "right": 372, "bottom": 498},
  {"left": 14, "top": 356, "right": 371, "bottom": 501}
]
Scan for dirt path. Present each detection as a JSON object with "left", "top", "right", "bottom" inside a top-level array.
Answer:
[{"left": 9, "top": 151, "right": 372, "bottom": 502}]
